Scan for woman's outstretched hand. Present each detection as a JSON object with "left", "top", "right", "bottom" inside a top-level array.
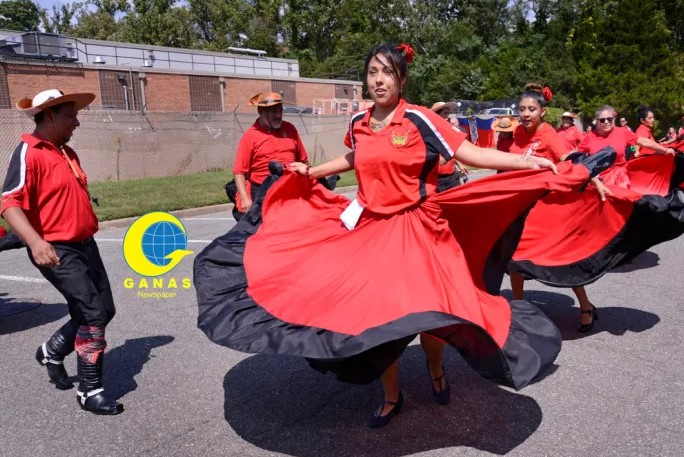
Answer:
[
  {"left": 288, "top": 162, "right": 309, "bottom": 175},
  {"left": 522, "top": 156, "right": 558, "bottom": 174},
  {"left": 591, "top": 177, "right": 613, "bottom": 202}
]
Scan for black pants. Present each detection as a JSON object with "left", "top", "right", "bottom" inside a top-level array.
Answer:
[
  {"left": 437, "top": 172, "right": 462, "bottom": 193},
  {"left": 29, "top": 238, "right": 115, "bottom": 328},
  {"left": 232, "top": 182, "right": 263, "bottom": 221}
]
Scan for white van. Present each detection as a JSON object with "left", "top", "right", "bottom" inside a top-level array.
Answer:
[{"left": 485, "top": 108, "right": 515, "bottom": 115}]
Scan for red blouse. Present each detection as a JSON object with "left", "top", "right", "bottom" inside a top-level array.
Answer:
[
  {"left": 233, "top": 120, "right": 308, "bottom": 184},
  {"left": 509, "top": 123, "right": 568, "bottom": 162},
  {"left": 635, "top": 124, "right": 656, "bottom": 156},
  {"left": 556, "top": 125, "right": 583, "bottom": 150},
  {"left": 344, "top": 99, "right": 467, "bottom": 214},
  {"left": 577, "top": 127, "right": 637, "bottom": 165}
]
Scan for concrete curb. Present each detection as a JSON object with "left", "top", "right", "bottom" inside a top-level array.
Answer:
[{"left": 97, "top": 184, "right": 361, "bottom": 232}]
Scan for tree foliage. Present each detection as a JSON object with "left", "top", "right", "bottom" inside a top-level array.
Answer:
[
  {"left": 0, "top": 0, "right": 42, "bottom": 31},
  {"left": 5, "top": 0, "right": 683, "bottom": 131}
]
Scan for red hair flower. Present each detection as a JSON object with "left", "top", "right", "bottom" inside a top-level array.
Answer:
[
  {"left": 396, "top": 43, "right": 415, "bottom": 63},
  {"left": 542, "top": 86, "right": 553, "bottom": 102}
]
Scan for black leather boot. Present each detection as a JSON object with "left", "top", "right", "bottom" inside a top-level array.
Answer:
[
  {"left": 35, "top": 320, "right": 78, "bottom": 390},
  {"left": 76, "top": 354, "right": 124, "bottom": 415}
]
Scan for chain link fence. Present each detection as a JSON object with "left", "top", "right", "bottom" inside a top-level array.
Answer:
[{"left": 0, "top": 109, "right": 350, "bottom": 184}]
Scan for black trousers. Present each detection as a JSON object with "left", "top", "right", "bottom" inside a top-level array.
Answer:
[
  {"left": 232, "top": 182, "right": 263, "bottom": 221},
  {"left": 437, "top": 172, "right": 462, "bottom": 193},
  {"left": 29, "top": 238, "right": 115, "bottom": 328}
]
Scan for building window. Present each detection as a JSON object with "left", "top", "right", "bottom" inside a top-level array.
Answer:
[
  {"left": 189, "top": 75, "right": 221, "bottom": 112},
  {"left": 271, "top": 80, "right": 297, "bottom": 106},
  {"left": 98, "top": 70, "right": 141, "bottom": 110},
  {"left": 0, "top": 64, "right": 10, "bottom": 109}
]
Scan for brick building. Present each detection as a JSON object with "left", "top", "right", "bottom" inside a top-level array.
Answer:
[{"left": 0, "top": 31, "right": 363, "bottom": 114}]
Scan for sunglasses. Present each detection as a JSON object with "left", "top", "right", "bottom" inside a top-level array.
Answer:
[{"left": 597, "top": 117, "right": 614, "bottom": 124}]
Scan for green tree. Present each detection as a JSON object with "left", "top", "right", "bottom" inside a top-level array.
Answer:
[
  {"left": 188, "top": 0, "right": 280, "bottom": 55},
  {"left": 117, "top": 0, "right": 197, "bottom": 48},
  {"left": 570, "top": 0, "right": 684, "bottom": 129},
  {"left": 40, "top": 2, "right": 83, "bottom": 35},
  {"left": 0, "top": 0, "right": 42, "bottom": 31},
  {"left": 70, "top": 0, "right": 128, "bottom": 41}
]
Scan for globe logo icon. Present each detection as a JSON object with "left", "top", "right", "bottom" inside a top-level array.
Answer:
[{"left": 141, "top": 221, "right": 188, "bottom": 266}]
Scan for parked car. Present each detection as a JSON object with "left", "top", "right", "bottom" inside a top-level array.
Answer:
[
  {"left": 283, "top": 106, "right": 313, "bottom": 114},
  {"left": 485, "top": 108, "right": 516, "bottom": 116}
]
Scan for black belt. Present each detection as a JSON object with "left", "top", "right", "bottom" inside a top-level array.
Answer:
[{"left": 54, "top": 237, "right": 94, "bottom": 245}]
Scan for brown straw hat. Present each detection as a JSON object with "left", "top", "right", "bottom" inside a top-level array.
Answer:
[
  {"left": 248, "top": 92, "right": 284, "bottom": 107},
  {"left": 492, "top": 116, "right": 519, "bottom": 132},
  {"left": 16, "top": 89, "right": 95, "bottom": 117}
]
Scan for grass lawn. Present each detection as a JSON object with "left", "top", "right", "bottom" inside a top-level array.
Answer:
[{"left": 1, "top": 169, "right": 358, "bottom": 229}]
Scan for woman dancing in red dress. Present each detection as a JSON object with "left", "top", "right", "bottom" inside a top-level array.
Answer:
[
  {"left": 195, "top": 44, "right": 608, "bottom": 428},
  {"left": 507, "top": 84, "right": 612, "bottom": 332}
]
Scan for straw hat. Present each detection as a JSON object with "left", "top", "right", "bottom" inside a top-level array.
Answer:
[
  {"left": 248, "top": 92, "right": 284, "bottom": 107},
  {"left": 16, "top": 89, "right": 95, "bottom": 117},
  {"left": 561, "top": 111, "right": 577, "bottom": 119},
  {"left": 431, "top": 101, "right": 447, "bottom": 112},
  {"left": 492, "top": 116, "right": 519, "bottom": 132}
]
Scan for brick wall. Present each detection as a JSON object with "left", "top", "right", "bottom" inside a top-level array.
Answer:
[
  {"left": 144, "top": 73, "right": 190, "bottom": 111},
  {"left": 224, "top": 78, "right": 271, "bottom": 113},
  {"left": 296, "top": 82, "right": 336, "bottom": 109},
  {"left": 5, "top": 64, "right": 101, "bottom": 108},
  {"left": 2, "top": 62, "right": 360, "bottom": 114}
]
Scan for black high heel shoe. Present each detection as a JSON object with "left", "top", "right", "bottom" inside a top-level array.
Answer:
[
  {"left": 578, "top": 305, "right": 599, "bottom": 333},
  {"left": 427, "top": 361, "right": 450, "bottom": 405},
  {"left": 367, "top": 392, "right": 403, "bottom": 429}
]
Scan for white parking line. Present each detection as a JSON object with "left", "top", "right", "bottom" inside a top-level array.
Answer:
[
  {"left": 183, "top": 218, "right": 234, "bottom": 221},
  {"left": 95, "top": 238, "right": 213, "bottom": 243},
  {"left": 0, "top": 274, "right": 48, "bottom": 284}
]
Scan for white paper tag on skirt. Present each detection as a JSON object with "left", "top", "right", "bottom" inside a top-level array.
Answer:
[{"left": 340, "top": 198, "right": 364, "bottom": 230}]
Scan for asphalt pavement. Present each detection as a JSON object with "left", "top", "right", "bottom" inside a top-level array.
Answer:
[{"left": 1, "top": 177, "right": 682, "bottom": 457}]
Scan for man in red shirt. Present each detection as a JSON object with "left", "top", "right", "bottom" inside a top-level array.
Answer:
[
  {"left": 231, "top": 92, "right": 308, "bottom": 219},
  {"left": 556, "top": 111, "right": 583, "bottom": 150},
  {"left": 430, "top": 101, "right": 468, "bottom": 190},
  {"left": 492, "top": 116, "right": 518, "bottom": 152},
  {"left": 1, "top": 89, "right": 123, "bottom": 415}
]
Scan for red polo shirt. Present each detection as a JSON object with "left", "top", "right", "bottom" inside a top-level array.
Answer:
[
  {"left": 344, "top": 99, "right": 466, "bottom": 214},
  {"left": 577, "top": 127, "right": 636, "bottom": 164},
  {"left": 509, "top": 123, "right": 568, "bottom": 162},
  {"left": 635, "top": 124, "right": 656, "bottom": 156},
  {"left": 233, "top": 120, "right": 308, "bottom": 185},
  {"left": 556, "top": 125, "right": 583, "bottom": 150},
  {"left": 1, "top": 133, "right": 98, "bottom": 242}
]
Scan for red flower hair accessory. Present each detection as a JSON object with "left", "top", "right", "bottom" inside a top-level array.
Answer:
[
  {"left": 396, "top": 43, "right": 415, "bottom": 63},
  {"left": 542, "top": 86, "right": 553, "bottom": 102}
]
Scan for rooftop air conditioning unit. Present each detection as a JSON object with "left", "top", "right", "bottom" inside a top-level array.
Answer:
[{"left": 1, "top": 32, "right": 77, "bottom": 61}]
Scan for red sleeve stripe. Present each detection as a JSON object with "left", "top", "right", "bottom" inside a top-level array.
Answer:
[
  {"left": 405, "top": 109, "right": 455, "bottom": 158},
  {"left": 2, "top": 142, "right": 28, "bottom": 197}
]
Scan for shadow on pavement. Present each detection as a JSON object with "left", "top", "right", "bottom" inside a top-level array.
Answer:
[
  {"left": 610, "top": 250, "right": 660, "bottom": 273},
  {"left": 223, "top": 346, "right": 542, "bottom": 456},
  {"left": 502, "top": 289, "right": 660, "bottom": 341},
  {"left": 105, "top": 335, "right": 175, "bottom": 400},
  {"left": 0, "top": 293, "right": 68, "bottom": 334}
]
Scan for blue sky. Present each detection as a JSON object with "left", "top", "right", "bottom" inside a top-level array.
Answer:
[{"left": 36, "top": 0, "right": 63, "bottom": 10}]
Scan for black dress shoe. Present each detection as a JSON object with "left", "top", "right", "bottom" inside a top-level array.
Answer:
[
  {"left": 578, "top": 305, "right": 599, "bottom": 333},
  {"left": 367, "top": 392, "right": 403, "bottom": 429},
  {"left": 77, "top": 389, "right": 124, "bottom": 415},
  {"left": 427, "top": 362, "right": 450, "bottom": 405},
  {"left": 35, "top": 344, "right": 73, "bottom": 390}
]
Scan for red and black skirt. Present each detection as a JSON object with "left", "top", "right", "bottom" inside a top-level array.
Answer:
[
  {"left": 510, "top": 154, "right": 684, "bottom": 287},
  {"left": 195, "top": 160, "right": 602, "bottom": 389}
]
